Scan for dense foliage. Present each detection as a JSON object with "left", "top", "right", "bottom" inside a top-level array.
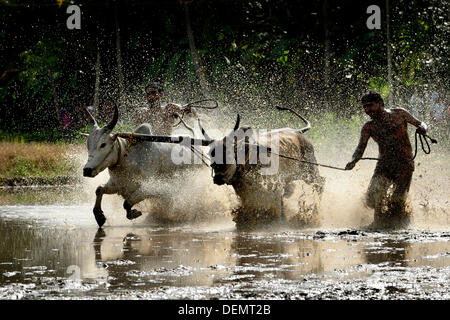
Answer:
[{"left": 0, "top": 0, "right": 448, "bottom": 140}]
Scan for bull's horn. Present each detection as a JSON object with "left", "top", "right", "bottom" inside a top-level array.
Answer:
[
  {"left": 84, "top": 107, "right": 98, "bottom": 126},
  {"left": 105, "top": 104, "right": 119, "bottom": 131},
  {"left": 233, "top": 114, "right": 240, "bottom": 131},
  {"left": 197, "top": 118, "right": 212, "bottom": 141},
  {"left": 276, "top": 106, "right": 311, "bottom": 133}
]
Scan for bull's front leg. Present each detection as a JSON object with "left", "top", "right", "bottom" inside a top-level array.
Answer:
[
  {"left": 123, "top": 188, "right": 150, "bottom": 220},
  {"left": 93, "top": 183, "right": 118, "bottom": 227},
  {"left": 123, "top": 187, "right": 171, "bottom": 220}
]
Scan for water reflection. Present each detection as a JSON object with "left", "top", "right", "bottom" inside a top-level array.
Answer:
[
  {"left": 364, "top": 239, "right": 410, "bottom": 267},
  {"left": 91, "top": 227, "right": 237, "bottom": 289},
  {"left": 0, "top": 203, "right": 448, "bottom": 298}
]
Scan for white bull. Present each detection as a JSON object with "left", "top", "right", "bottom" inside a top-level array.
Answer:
[{"left": 82, "top": 105, "right": 202, "bottom": 227}]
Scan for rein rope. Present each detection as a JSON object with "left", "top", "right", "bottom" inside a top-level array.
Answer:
[
  {"left": 117, "top": 129, "right": 436, "bottom": 172},
  {"left": 184, "top": 99, "right": 219, "bottom": 110},
  {"left": 411, "top": 130, "right": 437, "bottom": 160},
  {"left": 173, "top": 99, "right": 219, "bottom": 127},
  {"left": 270, "top": 130, "right": 437, "bottom": 171}
]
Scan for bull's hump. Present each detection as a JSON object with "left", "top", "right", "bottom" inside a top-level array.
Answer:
[
  {"left": 261, "top": 129, "right": 303, "bottom": 143},
  {"left": 134, "top": 123, "right": 152, "bottom": 134}
]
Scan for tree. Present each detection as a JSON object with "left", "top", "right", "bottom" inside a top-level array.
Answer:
[{"left": 182, "top": 0, "right": 210, "bottom": 97}]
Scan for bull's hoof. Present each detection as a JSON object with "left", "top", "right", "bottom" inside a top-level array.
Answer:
[
  {"left": 93, "top": 208, "right": 106, "bottom": 227},
  {"left": 126, "top": 209, "right": 142, "bottom": 220}
]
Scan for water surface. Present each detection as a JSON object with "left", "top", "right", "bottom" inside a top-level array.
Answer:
[{"left": 0, "top": 187, "right": 449, "bottom": 299}]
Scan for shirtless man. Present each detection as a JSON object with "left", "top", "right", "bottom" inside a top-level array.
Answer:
[
  {"left": 345, "top": 91, "right": 428, "bottom": 226},
  {"left": 134, "top": 82, "right": 196, "bottom": 135}
]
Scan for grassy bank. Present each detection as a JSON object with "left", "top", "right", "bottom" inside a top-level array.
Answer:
[{"left": 0, "top": 141, "right": 81, "bottom": 186}]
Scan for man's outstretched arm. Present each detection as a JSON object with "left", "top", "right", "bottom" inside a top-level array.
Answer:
[
  {"left": 345, "top": 122, "right": 371, "bottom": 170},
  {"left": 166, "top": 103, "right": 198, "bottom": 118},
  {"left": 395, "top": 107, "right": 428, "bottom": 134}
]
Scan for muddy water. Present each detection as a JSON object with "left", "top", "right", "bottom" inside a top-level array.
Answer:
[{"left": 0, "top": 187, "right": 449, "bottom": 300}]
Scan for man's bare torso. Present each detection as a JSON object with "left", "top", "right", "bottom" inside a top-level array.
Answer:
[
  {"left": 135, "top": 103, "right": 183, "bottom": 135},
  {"left": 367, "top": 109, "right": 413, "bottom": 160}
]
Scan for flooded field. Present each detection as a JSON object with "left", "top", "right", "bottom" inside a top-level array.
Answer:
[{"left": 0, "top": 183, "right": 449, "bottom": 300}]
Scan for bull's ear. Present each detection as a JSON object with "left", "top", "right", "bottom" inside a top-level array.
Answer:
[
  {"left": 112, "top": 133, "right": 119, "bottom": 141},
  {"left": 84, "top": 107, "right": 98, "bottom": 126},
  {"left": 233, "top": 114, "right": 240, "bottom": 131},
  {"left": 105, "top": 105, "right": 119, "bottom": 131},
  {"left": 79, "top": 132, "right": 90, "bottom": 138},
  {"left": 197, "top": 118, "right": 212, "bottom": 141}
]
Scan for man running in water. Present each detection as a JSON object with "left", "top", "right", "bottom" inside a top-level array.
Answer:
[{"left": 345, "top": 91, "right": 428, "bottom": 227}]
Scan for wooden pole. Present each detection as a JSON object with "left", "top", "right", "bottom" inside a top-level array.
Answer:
[
  {"left": 115, "top": 1, "right": 124, "bottom": 107},
  {"left": 386, "top": 0, "right": 393, "bottom": 105},
  {"left": 322, "top": 0, "right": 330, "bottom": 110},
  {"left": 93, "top": 40, "right": 101, "bottom": 118},
  {"left": 183, "top": 1, "right": 210, "bottom": 96}
]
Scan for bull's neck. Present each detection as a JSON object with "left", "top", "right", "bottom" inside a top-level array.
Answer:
[
  {"left": 109, "top": 137, "right": 127, "bottom": 169},
  {"left": 147, "top": 101, "right": 161, "bottom": 110}
]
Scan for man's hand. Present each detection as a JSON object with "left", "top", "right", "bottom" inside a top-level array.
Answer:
[
  {"left": 182, "top": 106, "right": 197, "bottom": 117},
  {"left": 345, "top": 160, "right": 357, "bottom": 170},
  {"left": 416, "top": 122, "right": 427, "bottom": 135},
  {"left": 416, "top": 127, "right": 426, "bottom": 135}
]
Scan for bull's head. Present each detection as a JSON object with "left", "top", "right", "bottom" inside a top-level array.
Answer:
[
  {"left": 82, "top": 105, "right": 119, "bottom": 177},
  {"left": 199, "top": 114, "right": 247, "bottom": 185}
]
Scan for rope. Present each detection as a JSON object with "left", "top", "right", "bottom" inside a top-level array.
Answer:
[
  {"left": 183, "top": 99, "right": 219, "bottom": 110},
  {"left": 174, "top": 110, "right": 212, "bottom": 168},
  {"left": 190, "top": 145, "right": 211, "bottom": 167},
  {"left": 264, "top": 130, "right": 437, "bottom": 171},
  {"left": 173, "top": 99, "right": 219, "bottom": 127},
  {"left": 118, "top": 128, "right": 437, "bottom": 172},
  {"left": 412, "top": 130, "right": 437, "bottom": 160},
  {"left": 185, "top": 131, "right": 437, "bottom": 171},
  {"left": 173, "top": 112, "right": 195, "bottom": 135},
  {"left": 267, "top": 151, "right": 350, "bottom": 171}
]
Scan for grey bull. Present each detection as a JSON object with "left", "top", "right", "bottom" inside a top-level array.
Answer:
[
  {"left": 82, "top": 105, "right": 203, "bottom": 227},
  {"left": 198, "top": 107, "right": 325, "bottom": 229}
]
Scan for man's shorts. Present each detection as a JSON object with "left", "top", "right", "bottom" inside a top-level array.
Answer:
[{"left": 366, "top": 159, "right": 414, "bottom": 208}]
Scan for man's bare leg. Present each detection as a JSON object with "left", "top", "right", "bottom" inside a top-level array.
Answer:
[
  {"left": 365, "top": 174, "right": 390, "bottom": 227},
  {"left": 389, "top": 169, "right": 414, "bottom": 226}
]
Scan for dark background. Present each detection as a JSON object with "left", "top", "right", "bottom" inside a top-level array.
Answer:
[{"left": 0, "top": 0, "right": 448, "bottom": 139}]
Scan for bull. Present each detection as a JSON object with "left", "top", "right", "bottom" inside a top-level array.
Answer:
[
  {"left": 82, "top": 105, "right": 203, "bottom": 228},
  {"left": 198, "top": 108, "right": 325, "bottom": 229}
]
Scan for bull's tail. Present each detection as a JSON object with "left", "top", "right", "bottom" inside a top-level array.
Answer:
[{"left": 276, "top": 106, "right": 311, "bottom": 133}]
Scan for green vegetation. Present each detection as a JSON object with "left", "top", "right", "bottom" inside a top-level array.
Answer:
[
  {"left": 0, "top": 0, "right": 448, "bottom": 142},
  {"left": 0, "top": 141, "right": 80, "bottom": 185},
  {"left": 0, "top": 0, "right": 447, "bottom": 185}
]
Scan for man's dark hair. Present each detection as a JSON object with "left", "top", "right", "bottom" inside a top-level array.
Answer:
[
  {"left": 145, "top": 82, "right": 163, "bottom": 93},
  {"left": 361, "top": 91, "right": 384, "bottom": 106}
]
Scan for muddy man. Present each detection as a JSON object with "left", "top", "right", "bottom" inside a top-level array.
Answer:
[
  {"left": 134, "top": 82, "right": 197, "bottom": 135},
  {"left": 345, "top": 91, "right": 428, "bottom": 226}
]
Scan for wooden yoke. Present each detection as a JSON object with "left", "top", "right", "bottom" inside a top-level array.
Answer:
[
  {"left": 116, "top": 132, "right": 214, "bottom": 146},
  {"left": 116, "top": 132, "right": 273, "bottom": 153}
]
